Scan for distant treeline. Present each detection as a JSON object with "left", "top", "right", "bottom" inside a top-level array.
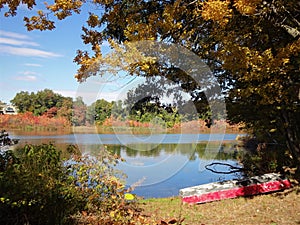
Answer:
[{"left": 0, "top": 88, "right": 227, "bottom": 130}]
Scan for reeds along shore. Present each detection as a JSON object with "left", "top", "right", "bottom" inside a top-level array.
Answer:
[{"left": 1, "top": 113, "right": 244, "bottom": 134}]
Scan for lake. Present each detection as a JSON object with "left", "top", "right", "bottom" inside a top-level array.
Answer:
[{"left": 11, "top": 132, "right": 243, "bottom": 198}]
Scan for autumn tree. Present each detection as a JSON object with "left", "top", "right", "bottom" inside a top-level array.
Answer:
[
  {"left": 111, "top": 100, "right": 126, "bottom": 120},
  {"left": 72, "top": 96, "right": 87, "bottom": 126},
  {"left": 86, "top": 99, "right": 113, "bottom": 124},
  {"left": 34, "top": 89, "right": 65, "bottom": 115},
  {"left": 123, "top": 78, "right": 184, "bottom": 126},
  {"left": 2, "top": 0, "right": 300, "bottom": 175},
  {"left": 10, "top": 91, "right": 35, "bottom": 113},
  {"left": 57, "top": 97, "right": 73, "bottom": 121},
  {"left": 11, "top": 89, "right": 69, "bottom": 116}
]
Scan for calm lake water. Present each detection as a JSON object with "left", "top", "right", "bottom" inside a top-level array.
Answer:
[{"left": 11, "top": 132, "right": 243, "bottom": 198}]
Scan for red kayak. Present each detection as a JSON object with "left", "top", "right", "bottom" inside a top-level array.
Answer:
[{"left": 180, "top": 173, "right": 291, "bottom": 204}]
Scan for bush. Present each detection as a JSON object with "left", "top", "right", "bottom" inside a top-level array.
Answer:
[
  {"left": 67, "top": 148, "right": 141, "bottom": 225},
  {"left": 0, "top": 144, "right": 147, "bottom": 225},
  {"left": 0, "top": 144, "right": 83, "bottom": 225},
  {"left": 0, "top": 112, "right": 70, "bottom": 131}
]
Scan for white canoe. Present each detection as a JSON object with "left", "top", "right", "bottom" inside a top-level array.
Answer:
[{"left": 179, "top": 173, "right": 291, "bottom": 204}]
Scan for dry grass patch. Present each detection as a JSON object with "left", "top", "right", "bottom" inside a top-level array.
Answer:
[{"left": 140, "top": 188, "right": 300, "bottom": 225}]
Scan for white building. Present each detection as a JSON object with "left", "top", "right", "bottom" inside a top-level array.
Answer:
[{"left": 0, "top": 105, "right": 18, "bottom": 115}]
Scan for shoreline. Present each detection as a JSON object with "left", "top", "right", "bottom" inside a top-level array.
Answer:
[
  {"left": 3, "top": 119, "right": 246, "bottom": 135},
  {"left": 7, "top": 124, "right": 246, "bottom": 135}
]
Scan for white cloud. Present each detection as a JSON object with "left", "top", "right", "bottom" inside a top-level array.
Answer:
[
  {"left": 0, "top": 30, "right": 31, "bottom": 40},
  {"left": 0, "top": 30, "right": 62, "bottom": 58},
  {"left": 18, "top": 71, "right": 38, "bottom": 76},
  {"left": 14, "top": 75, "right": 37, "bottom": 81},
  {"left": 97, "top": 91, "right": 125, "bottom": 102},
  {"left": 54, "top": 89, "right": 122, "bottom": 105},
  {"left": 0, "top": 37, "right": 39, "bottom": 46},
  {"left": 13, "top": 71, "right": 39, "bottom": 82},
  {"left": 24, "top": 63, "right": 42, "bottom": 67},
  {"left": 0, "top": 45, "right": 62, "bottom": 58},
  {"left": 54, "top": 90, "right": 77, "bottom": 98}
]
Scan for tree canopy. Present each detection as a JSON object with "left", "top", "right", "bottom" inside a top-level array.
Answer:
[
  {"left": 86, "top": 98, "right": 114, "bottom": 124},
  {"left": 11, "top": 89, "right": 70, "bottom": 116},
  {"left": 2, "top": 0, "right": 300, "bottom": 174}
]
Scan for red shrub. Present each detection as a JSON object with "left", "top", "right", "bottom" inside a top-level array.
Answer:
[{"left": 0, "top": 112, "right": 70, "bottom": 130}]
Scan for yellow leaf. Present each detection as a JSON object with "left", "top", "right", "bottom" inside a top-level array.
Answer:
[
  {"left": 124, "top": 193, "right": 135, "bottom": 201},
  {"left": 110, "top": 211, "right": 115, "bottom": 217}
]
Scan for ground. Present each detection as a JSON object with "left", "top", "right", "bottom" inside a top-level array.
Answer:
[{"left": 140, "top": 188, "right": 300, "bottom": 225}]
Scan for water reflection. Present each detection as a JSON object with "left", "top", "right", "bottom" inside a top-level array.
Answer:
[
  {"left": 12, "top": 133, "right": 242, "bottom": 198},
  {"left": 82, "top": 143, "right": 236, "bottom": 161},
  {"left": 13, "top": 132, "right": 239, "bottom": 145}
]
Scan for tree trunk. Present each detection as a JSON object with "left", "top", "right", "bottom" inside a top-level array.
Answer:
[{"left": 281, "top": 110, "right": 300, "bottom": 179}]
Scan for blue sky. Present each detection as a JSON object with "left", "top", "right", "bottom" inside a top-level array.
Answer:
[{"left": 0, "top": 3, "right": 136, "bottom": 105}]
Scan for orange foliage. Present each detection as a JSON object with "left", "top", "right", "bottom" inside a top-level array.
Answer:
[
  {"left": 100, "top": 117, "right": 243, "bottom": 134},
  {"left": 201, "top": 0, "right": 232, "bottom": 26},
  {"left": 233, "top": 0, "right": 262, "bottom": 15},
  {"left": 0, "top": 112, "right": 70, "bottom": 130},
  {"left": 102, "top": 117, "right": 152, "bottom": 128}
]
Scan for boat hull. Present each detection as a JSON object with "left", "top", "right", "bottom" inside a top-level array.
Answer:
[{"left": 180, "top": 173, "right": 291, "bottom": 204}]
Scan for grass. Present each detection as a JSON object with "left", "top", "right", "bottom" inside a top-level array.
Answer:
[{"left": 139, "top": 188, "right": 300, "bottom": 225}]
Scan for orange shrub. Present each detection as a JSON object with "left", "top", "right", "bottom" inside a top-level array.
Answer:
[{"left": 0, "top": 112, "right": 70, "bottom": 130}]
